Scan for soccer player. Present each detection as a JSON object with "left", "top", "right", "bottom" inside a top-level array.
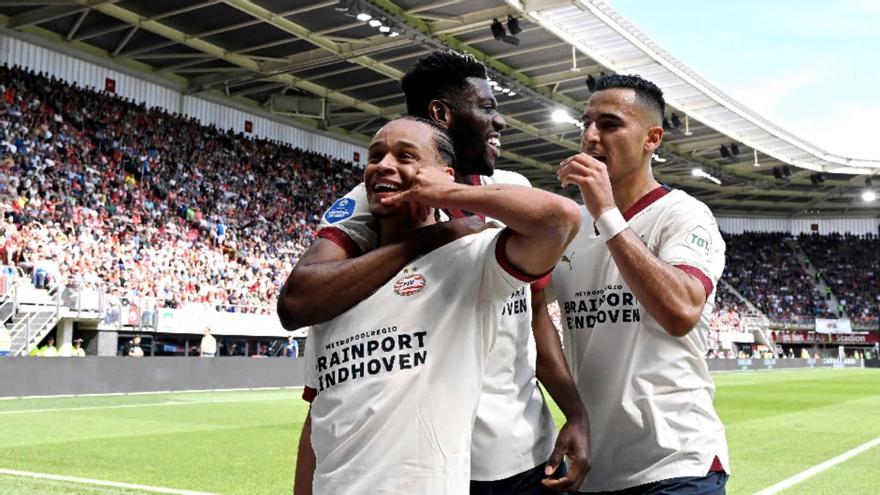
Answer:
[
  {"left": 553, "top": 74, "right": 729, "bottom": 494},
  {"left": 283, "top": 50, "right": 590, "bottom": 493},
  {"left": 300, "top": 116, "right": 581, "bottom": 494}
]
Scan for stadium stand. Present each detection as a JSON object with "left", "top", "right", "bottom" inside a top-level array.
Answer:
[
  {"left": 722, "top": 232, "right": 837, "bottom": 325},
  {"left": 797, "top": 232, "right": 880, "bottom": 328},
  {"left": 0, "top": 64, "right": 875, "bottom": 350},
  {"left": 0, "top": 63, "right": 360, "bottom": 314}
]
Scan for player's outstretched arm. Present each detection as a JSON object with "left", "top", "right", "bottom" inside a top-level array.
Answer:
[
  {"left": 277, "top": 218, "right": 493, "bottom": 330},
  {"left": 531, "top": 287, "right": 590, "bottom": 491},
  {"left": 381, "top": 169, "right": 581, "bottom": 277},
  {"left": 293, "top": 410, "right": 314, "bottom": 495}
]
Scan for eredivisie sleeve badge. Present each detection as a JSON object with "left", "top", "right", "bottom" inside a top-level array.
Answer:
[{"left": 393, "top": 267, "right": 426, "bottom": 296}]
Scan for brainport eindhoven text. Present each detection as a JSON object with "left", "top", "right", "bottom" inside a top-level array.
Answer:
[
  {"left": 562, "top": 288, "right": 641, "bottom": 329},
  {"left": 316, "top": 326, "right": 427, "bottom": 391}
]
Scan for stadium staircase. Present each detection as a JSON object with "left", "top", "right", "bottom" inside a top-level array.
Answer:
[
  {"left": 0, "top": 276, "right": 16, "bottom": 327},
  {"left": 784, "top": 239, "right": 843, "bottom": 317},
  {"left": 719, "top": 280, "right": 774, "bottom": 347},
  {"left": 7, "top": 285, "right": 62, "bottom": 356}
]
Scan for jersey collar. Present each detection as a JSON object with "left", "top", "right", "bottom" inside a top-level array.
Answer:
[{"left": 621, "top": 184, "right": 673, "bottom": 221}]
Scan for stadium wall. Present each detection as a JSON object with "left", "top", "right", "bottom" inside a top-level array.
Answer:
[
  {"left": 0, "top": 357, "right": 305, "bottom": 397},
  {"left": 717, "top": 216, "right": 879, "bottom": 235},
  {"left": 707, "top": 357, "right": 864, "bottom": 372},
  {"left": 0, "top": 30, "right": 368, "bottom": 165}
]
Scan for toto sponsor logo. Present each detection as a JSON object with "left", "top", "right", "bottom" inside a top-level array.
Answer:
[{"left": 394, "top": 273, "right": 426, "bottom": 297}]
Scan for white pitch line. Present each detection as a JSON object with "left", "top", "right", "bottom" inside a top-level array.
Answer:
[
  {"left": 0, "top": 395, "right": 295, "bottom": 415},
  {"left": 0, "top": 385, "right": 303, "bottom": 400},
  {"left": 0, "top": 467, "right": 221, "bottom": 495},
  {"left": 755, "top": 435, "right": 880, "bottom": 495}
]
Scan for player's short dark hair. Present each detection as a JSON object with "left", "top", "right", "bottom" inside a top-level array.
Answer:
[
  {"left": 401, "top": 50, "right": 488, "bottom": 117},
  {"left": 399, "top": 116, "right": 456, "bottom": 169},
  {"left": 595, "top": 74, "right": 665, "bottom": 123}
]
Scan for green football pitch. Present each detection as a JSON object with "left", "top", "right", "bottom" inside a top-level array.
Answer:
[{"left": 1, "top": 368, "right": 879, "bottom": 495}]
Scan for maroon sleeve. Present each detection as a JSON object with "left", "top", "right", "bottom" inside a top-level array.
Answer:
[
  {"left": 315, "top": 227, "right": 363, "bottom": 258},
  {"left": 530, "top": 273, "right": 552, "bottom": 292},
  {"left": 302, "top": 386, "right": 317, "bottom": 403},
  {"left": 673, "top": 264, "right": 714, "bottom": 297},
  {"left": 494, "top": 228, "right": 553, "bottom": 283}
]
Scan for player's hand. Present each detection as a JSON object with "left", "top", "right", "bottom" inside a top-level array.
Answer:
[
  {"left": 542, "top": 416, "right": 591, "bottom": 492},
  {"left": 380, "top": 166, "right": 461, "bottom": 210},
  {"left": 558, "top": 153, "right": 615, "bottom": 219}
]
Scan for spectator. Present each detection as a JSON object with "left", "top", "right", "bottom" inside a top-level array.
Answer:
[
  {"left": 286, "top": 335, "right": 299, "bottom": 358},
  {"left": 200, "top": 327, "right": 216, "bottom": 357},
  {"left": 124, "top": 335, "right": 144, "bottom": 357}
]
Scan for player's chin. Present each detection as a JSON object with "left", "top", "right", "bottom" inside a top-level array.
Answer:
[{"left": 369, "top": 203, "right": 401, "bottom": 218}]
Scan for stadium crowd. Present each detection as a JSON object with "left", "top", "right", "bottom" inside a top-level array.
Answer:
[
  {"left": 0, "top": 64, "right": 360, "bottom": 313},
  {"left": 0, "top": 64, "right": 876, "bottom": 331},
  {"left": 708, "top": 283, "right": 747, "bottom": 333},
  {"left": 722, "top": 232, "right": 836, "bottom": 325},
  {"left": 797, "top": 233, "right": 879, "bottom": 327}
]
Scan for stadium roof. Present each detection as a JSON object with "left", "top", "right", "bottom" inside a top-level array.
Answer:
[{"left": 0, "top": 0, "right": 877, "bottom": 217}]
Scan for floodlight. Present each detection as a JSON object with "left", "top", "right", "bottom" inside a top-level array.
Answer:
[
  {"left": 863, "top": 190, "right": 877, "bottom": 202},
  {"left": 507, "top": 16, "right": 522, "bottom": 35},
  {"left": 491, "top": 19, "right": 506, "bottom": 40},
  {"left": 551, "top": 109, "right": 572, "bottom": 123},
  {"left": 369, "top": 19, "right": 382, "bottom": 27},
  {"left": 379, "top": 25, "right": 391, "bottom": 33},
  {"left": 356, "top": 13, "right": 371, "bottom": 21},
  {"left": 585, "top": 74, "right": 596, "bottom": 92}
]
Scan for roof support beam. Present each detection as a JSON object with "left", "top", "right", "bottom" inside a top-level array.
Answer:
[
  {"left": 119, "top": 39, "right": 177, "bottom": 57},
  {"left": 231, "top": 82, "right": 287, "bottom": 97},
  {"left": 407, "top": 0, "right": 460, "bottom": 14},
  {"left": 9, "top": 4, "right": 93, "bottom": 29},
  {"left": 112, "top": 25, "right": 137, "bottom": 56},
  {"left": 327, "top": 112, "right": 375, "bottom": 128},
  {"left": 65, "top": 9, "right": 89, "bottom": 40},
  {"left": 3, "top": 1, "right": 75, "bottom": 5},
  {"left": 351, "top": 117, "right": 378, "bottom": 134},
  {"left": 159, "top": 56, "right": 218, "bottom": 73},
  {"left": 73, "top": 0, "right": 223, "bottom": 42},
  {"left": 75, "top": 0, "right": 393, "bottom": 119}
]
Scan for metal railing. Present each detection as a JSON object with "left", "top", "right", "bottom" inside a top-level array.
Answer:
[
  {"left": 9, "top": 283, "right": 63, "bottom": 356},
  {"left": 0, "top": 274, "right": 17, "bottom": 326}
]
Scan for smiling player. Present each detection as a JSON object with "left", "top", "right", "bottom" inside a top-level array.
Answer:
[{"left": 299, "top": 117, "right": 581, "bottom": 494}]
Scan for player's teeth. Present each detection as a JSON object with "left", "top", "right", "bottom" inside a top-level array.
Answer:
[
  {"left": 375, "top": 183, "right": 398, "bottom": 192},
  {"left": 487, "top": 137, "right": 501, "bottom": 148}
]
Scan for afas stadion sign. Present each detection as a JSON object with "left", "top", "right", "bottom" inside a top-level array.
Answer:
[{"left": 772, "top": 330, "right": 879, "bottom": 345}]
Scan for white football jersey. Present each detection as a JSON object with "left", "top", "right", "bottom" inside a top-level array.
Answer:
[
  {"left": 551, "top": 186, "right": 729, "bottom": 492},
  {"left": 304, "top": 228, "right": 533, "bottom": 494},
  {"left": 315, "top": 169, "right": 557, "bottom": 481}
]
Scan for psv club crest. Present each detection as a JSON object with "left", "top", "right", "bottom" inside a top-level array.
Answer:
[{"left": 394, "top": 267, "right": 427, "bottom": 297}]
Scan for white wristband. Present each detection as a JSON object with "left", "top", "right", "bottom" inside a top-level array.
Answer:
[{"left": 595, "top": 207, "right": 628, "bottom": 242}]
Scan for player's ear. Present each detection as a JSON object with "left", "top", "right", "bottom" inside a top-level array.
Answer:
[
  {"left": 443, "top": 166, "right": 454, "bottom": 178},
  {"left": 644, "top": 125, "right": 663, "bottom": 153},
  {"left": 428, "top": 100, "right": 453, "bottom": 129}
]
